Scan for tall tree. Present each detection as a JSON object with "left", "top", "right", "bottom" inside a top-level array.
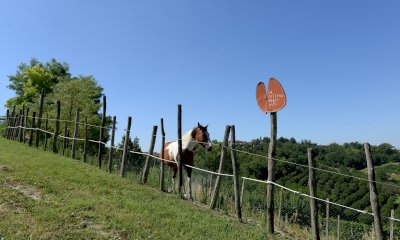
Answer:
[
  {"left": 46, "top": 75, "right": 103, "bottom": 121},
  {"left": 5, "top": 58, "right": 109, "bottom": 156},
  {"left": 6, "top": 58, "right": 70, "bottom": 109},
  {"left": 46, "top": 75, "right": 109, "bottom": 155}
]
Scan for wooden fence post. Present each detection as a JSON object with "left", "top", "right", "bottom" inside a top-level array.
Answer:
[
  {"left": 7, "top": 106, "right": 15, "bottom": 140},
  {"left": 7, "top": 109, "right": 13, "bottom": 140},
  {"left": 5, "top": 108, "right": 10, "bottom": 139},
  {"left": 267, "top": 111, "right": 277, "bottom": 233},
  {"left": 52, "top": 101, "right": 60, "bottom": 153},
  {"left": 8, "top": 105, "right": 16, "bottom": 140},
  {"left": 107, "top": 116, "right": 117, "bottom": 173},
  {"left": 11, "top": 113, "right": 18, "bottom": 141},
  {"left": 177, "top": 104, "right": 183, "bottom": 197},
  {"left": 10, "top": 108, "right": 16, "bottom": 140},
  {"left": 15, "top": 112, "right": 20, "bottom": 140},
  {"left": 230, "top": 125, "right": 242, "bottom": 222},
  {"left": 44, "top": 113, "right": 49, "bottom": 150},
  {"left": 9, "top": 110, "right": 15, "bottom": 140},
  {"left": 29, "top": 112, "right": 36, "bottom": 146},
  {"left": 62, "top": 121, "right": 68, "bottom": 155},
  {"left": 10, "top": 112, "right": 17, "bottom": 141},
  {"left": 83, "top": 117, "right": 88, "bottom": 163},
  {"left": 390, "top": 209, "right": 394, "bottom": 240},
  {"left": 3, "top": 109, "right": 10, "bottom": 138},
  {"left": 160, "top": 118, "right": 166, "bottom": 191},
  {"left": 23, "top": 108, "right": 29, "bottom": 143},
  {"left": 364, "top": 142, "right": 383, "bottom": 240},
  {"left": 308, "top": 148, "right": 320, "bottom": 240},
  {"left": 4, "top": 109, "right": 9, "bottom": 138},
  {"left": 326, "top": 198, "right": 330, "bottom": 239},
  {"left": 16, "top": 109, "right": 25, "bottom": 142},
  {"left": 17, "top": 113, "right": 23, "bottom": 141},
  {"left": 210, "top": 125, "right": 231, "bottom": 209},
  {"left": 142, "top": 125, "right": 158, "bottom": 184},
  {"left": 14, "top": 109, "right": 23, "bottom": 141},
  {"left": 98, "top": 95, "right": 106, "bottom": 169},
  {"left": 19, "top": 108, "right": 25, "bottom": 142},
  {"left": 63, "top": 104, "right": 74, "bottom": 155},
  {"left": 120, "top": 116, "right": 132, "bottom": 177},
  {"left": 71, "top": 109, "right": 80, "bottom": 159},
  {"left": 16, "top": 111, "right": 23, "bottom": 141},
  {"left": 7, "top": 108, "right": 13, "bottom": 140},
  {"left": 35, "top": 88, "right": 45, "bottom": 148},
  {"left": 4, "top": 109, "right": 8, "bottom": 138}
]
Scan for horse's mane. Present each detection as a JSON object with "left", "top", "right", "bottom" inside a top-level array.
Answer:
[{"left": 181, "top": 127, "right": 199, "bottom": 151}]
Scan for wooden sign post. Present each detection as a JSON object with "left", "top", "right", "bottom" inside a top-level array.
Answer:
[{"left": 256, "top": 78, "right": 286, "bottom": 234}]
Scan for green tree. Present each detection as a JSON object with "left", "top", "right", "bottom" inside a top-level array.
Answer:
[
  {"left": 6, "top": 58, "right": 70, "bottom": 109},
  {"left": 47, "top": 76, "right": 108, "bottom": 155},
  {"left": 46, "top": 76, "right": 103, "bottom": 121},
  {"left": 5, "top": 58, "right": 109, "bottom": 157}
]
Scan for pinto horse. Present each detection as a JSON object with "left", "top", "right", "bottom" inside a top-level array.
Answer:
[{"left": 161, "top": 122, "right": 212, "bottom": 199}]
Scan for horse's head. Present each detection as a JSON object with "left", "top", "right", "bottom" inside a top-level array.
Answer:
[{"left": 194, "top": 122, "right": 212, "bottom": 151}]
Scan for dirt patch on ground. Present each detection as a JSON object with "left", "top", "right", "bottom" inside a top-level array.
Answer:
[
  {"left": 0, "top": 164, "right": 14, "bottom": 173},
  {"left": 91, "top": 224, "right": 119, "bottom": 239},
  {"left": 3, "top": 182, "right": 41, "bottom": 201},
  {"left": 0, "top": 202, "right": 24, "bottom": 213},
  {"left": 79, "top": 221, "right": 123, "bottom": 240}
]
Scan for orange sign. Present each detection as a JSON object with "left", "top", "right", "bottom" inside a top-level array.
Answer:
[{"left": 256, "top": 78, "right": 287, "bottom": 113}]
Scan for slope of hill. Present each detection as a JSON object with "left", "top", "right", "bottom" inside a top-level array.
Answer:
[{"left": 0, "top": 138, "right": 275, "bottom": 239}]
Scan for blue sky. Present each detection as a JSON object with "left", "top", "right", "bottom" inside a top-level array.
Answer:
[{"left": 1, "top": 0, "right": 399, "bottom": 150}]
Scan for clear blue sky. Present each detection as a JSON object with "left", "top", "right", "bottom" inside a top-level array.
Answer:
[{"left": 1, "top": 0, "right": 399, "bottom": 150}]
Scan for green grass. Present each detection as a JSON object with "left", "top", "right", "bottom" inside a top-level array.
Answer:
[{"left": 0, "top": 138, "right": 280, "bottom": 239}]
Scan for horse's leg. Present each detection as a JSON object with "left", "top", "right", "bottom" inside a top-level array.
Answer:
[
  {"left": 171, "top": 166, "right": 178, "bottom": 193},
  {"left": 185, "top": 151, "right": 194, "bottom": 200},
  {"left": 185, "top": 165, "right": 193, "bottom": 200}
]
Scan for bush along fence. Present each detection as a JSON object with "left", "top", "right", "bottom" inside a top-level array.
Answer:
[{"left": 1, "top": 91, "right": 400, "bottom": 240}]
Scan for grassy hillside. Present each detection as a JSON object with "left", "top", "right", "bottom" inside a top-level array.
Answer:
[{"left": 0, "top": 138, "right": 277, "bottom": 239}]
